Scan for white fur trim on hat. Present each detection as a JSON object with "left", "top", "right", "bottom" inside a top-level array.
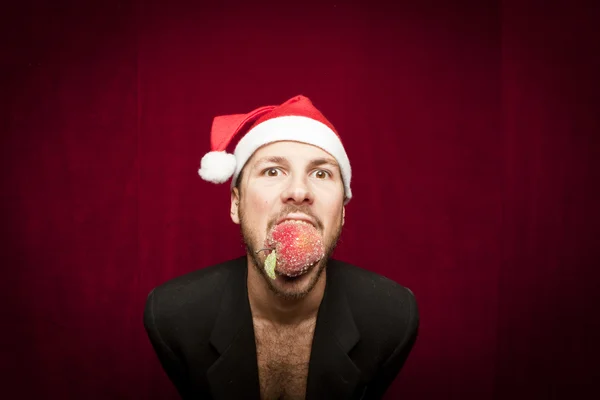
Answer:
[
  {"left": 231, "top": 115, "right": 352, "bottom": 203},
  {"left": 198, "top": 151, "right": 237, "bottom": 184}
]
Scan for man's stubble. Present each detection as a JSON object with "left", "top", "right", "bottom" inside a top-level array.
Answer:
[{"left": 238, "top": 202, "right": 343, "bottom": 301}]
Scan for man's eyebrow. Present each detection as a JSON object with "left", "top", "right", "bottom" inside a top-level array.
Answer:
[
  {"left": 308, "top": 158, "right": 340, "bottom": 169},
  {"left": 253, "top": 156, "right": 289, "bottom": 168},
  {"left": 252, "top": 156, "right": 339, "bottom": 171}
]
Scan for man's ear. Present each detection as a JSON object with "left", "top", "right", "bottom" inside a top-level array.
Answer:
[{"left": 230, "top": 187, "right": 240, "bottom": 224}]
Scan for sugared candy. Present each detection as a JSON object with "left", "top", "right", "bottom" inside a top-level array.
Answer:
[{"left": 264, "top": 220, "right": 324, "bottom": 278}]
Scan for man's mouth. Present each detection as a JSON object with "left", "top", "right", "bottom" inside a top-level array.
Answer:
[{"left": 275, "top": 213, "right": 317, "bottom": 228}]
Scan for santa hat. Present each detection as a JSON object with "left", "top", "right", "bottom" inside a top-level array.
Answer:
[{"left": 198, "top": 95, "right": 352, "bottom": 203}]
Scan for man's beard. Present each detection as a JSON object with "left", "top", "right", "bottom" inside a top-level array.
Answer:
[{"left": 239, "top": 204, "right": 342, "bottom": 301}]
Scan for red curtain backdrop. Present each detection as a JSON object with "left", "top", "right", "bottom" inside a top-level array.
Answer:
[{"left": 2, "top": 1, "right": 598, "bottom": 398}]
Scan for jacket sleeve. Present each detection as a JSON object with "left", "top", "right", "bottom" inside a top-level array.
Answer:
[
  {"left": 144, "top": 288, "right": 194, "bottom": 399},
  {"left": 363, "top": 289, "right": 420, "bottom": 399}
]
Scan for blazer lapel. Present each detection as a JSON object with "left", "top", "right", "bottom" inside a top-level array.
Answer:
[
  {"left": 206, "top": 258, "right": 362, "bottom": 400},
  {"left": 207, "top": 258, "right": 261, "bottom": 400},
  {"left": 306, "top": 260, "right": 362, "bottom": 399}
]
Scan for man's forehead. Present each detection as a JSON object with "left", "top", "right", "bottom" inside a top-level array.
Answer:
[{"left": 249, "top": 142, "right": 339, "bottom": 166}]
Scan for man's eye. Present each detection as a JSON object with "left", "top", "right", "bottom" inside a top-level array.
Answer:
[
  {"left": 264, "top": 168, "right": 281, "bottom": 177},
  {"left": 312, "top": 170, "right": 330, "bottom": 179}
]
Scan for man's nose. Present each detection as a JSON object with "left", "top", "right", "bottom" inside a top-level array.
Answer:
[{"left": 281, "top": 176, "right": 314, "bottom": 205}]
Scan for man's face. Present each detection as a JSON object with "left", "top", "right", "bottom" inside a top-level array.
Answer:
[{"left": 231, "top": 141, "right": 346, "bottom": 300}]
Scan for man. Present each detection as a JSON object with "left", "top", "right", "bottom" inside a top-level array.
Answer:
[{"left": 144, "top": 95, "right": 419, "bottom": 399}]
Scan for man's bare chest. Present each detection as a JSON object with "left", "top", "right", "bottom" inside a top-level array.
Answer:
[{"left": 253, "top": 319, "right": 316, "bottom": 400}]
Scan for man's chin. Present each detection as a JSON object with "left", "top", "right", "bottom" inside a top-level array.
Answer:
[
  {"left": 242, "top": 219, "right": 342, "bottom": 300},
  {"left": 257, "top": 257, "right": 326, "bottom": 300}
]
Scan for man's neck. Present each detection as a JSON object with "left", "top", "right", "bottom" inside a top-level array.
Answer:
[{"left": 246, "top": 258, "right": 326, "bottom": 326}]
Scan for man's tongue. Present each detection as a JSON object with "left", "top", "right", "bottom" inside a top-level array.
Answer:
[{"left": 265, "top": 220, "right": 324, "bottom": 277}]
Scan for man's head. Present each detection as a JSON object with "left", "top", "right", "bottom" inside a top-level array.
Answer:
[
  {"left": 231, "top": 141, "right": 345, "bottom": 299},
  {"left": 198, "top": 95, "right": 352, "bottom": 299}
]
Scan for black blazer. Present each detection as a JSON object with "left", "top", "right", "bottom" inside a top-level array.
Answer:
[{"left": 144, "top": 257, "right": 419, "bottom": 399}]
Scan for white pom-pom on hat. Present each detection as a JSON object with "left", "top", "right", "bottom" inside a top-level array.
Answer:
[
  {"left": 197, "top": 106, "right": 275, "bottom": 185},
  {"left": 198, "top": 151, "right": 237, "bottom": 184}
]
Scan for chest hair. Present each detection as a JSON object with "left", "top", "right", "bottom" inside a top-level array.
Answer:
[{"left": 253, "top": 318, "right": 317, "bottom": 400}]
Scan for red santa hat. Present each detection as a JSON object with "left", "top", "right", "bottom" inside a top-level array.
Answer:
[{"left": 198, "top": 95, "right": 352, "bottom": 203}]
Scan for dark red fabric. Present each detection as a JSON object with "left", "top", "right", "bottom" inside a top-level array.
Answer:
[{"left": 2, "top": 1, "right": 598, "bottom": 399}]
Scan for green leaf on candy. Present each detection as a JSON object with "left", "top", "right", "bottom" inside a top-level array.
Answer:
[{"left": 264, "top": 251, "right": 277, "bottom": 280}]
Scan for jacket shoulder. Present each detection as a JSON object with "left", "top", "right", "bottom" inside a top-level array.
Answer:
[
  {"left": 329, "top": 259, "right": 419, "bottom": 340},
  {"left": 149, "top": 258, "right": 240, "bottom": 302},
  {"left": 143, "top": 257, "right": 244, "bottom": 344}
]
